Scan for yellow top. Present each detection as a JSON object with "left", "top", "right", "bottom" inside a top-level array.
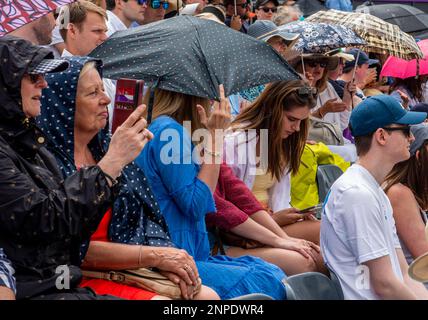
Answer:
[{"left": 252, "top": 168, "right": 276, "bottom": 205}]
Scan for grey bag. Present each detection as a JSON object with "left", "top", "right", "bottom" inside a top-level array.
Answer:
[{"left": 308, "top": 117, "right": 344, "bottom": 146}]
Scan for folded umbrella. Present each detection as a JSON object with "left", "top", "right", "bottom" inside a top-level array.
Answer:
[
  {"left": 380, "top": 39, "right": 428, "bottom": 79},
  {"left": 307, "top": 9, "right": 423, "bottom": 60},
  {"left": 90, "top": 15, "right": 299, "bottom": 100},
  {"left": 0, "top": 0, "right": 76, "bottom": 37},
  {"left": 279, "top": 21, "right": 366, "bottom": 54}
]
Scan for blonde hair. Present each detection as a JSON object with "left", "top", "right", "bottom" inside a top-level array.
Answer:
[
  {"left": 144, "top": 89, "right": 210, "bottom": 136},
  {"left": 79, "top": 61, "right": 98, "bottom": 80}
]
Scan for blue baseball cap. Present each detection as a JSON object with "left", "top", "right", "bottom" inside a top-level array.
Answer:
[{"left": 350, "top": 95, "right": 427, "bottom": 137}]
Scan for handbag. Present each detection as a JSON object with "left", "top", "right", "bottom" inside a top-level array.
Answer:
[
  {"left": 308, "top": 117, "right": 344, "bottom": 146},
  {"left": 82, "top": 268, "right": 201, "bottom": 299}
]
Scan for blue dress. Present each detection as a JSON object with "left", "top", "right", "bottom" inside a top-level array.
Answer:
[{"left": 135, "top": 116, "right": 287, "bottom": 300}]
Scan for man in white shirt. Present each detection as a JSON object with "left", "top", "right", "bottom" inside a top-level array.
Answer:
[
  {"left": 105, "top": 0, "right": 147, "bottom": 36},
  {"left": 321, "top": 94, "right": 428, "bottom": 300},
  {"left": 60, "top": 1, "right": 116, "bottom": 131}
]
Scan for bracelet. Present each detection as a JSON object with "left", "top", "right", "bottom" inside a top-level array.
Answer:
[
  {"left": 103, "top": 171, "right": 119, "bottom": 187},
  {"left": 204, "top": 148, "right": 222, "bottom": 158}
]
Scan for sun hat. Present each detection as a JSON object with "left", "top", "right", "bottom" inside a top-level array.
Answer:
[{"left": 28, "top": 58, "right": 69, "bottom": 75}]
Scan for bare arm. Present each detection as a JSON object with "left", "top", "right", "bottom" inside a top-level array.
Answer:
[
  {"left": 396, "top": 248, "right": 428, "bottom": 299},
  {"left": 364, "top": 256, "right": 418, "bottom": 300},
  {"left": 0, "top": 287, "right": 15, "bottom": 300},
  {"left": 387, "top": 184, "right": 428, "bottom": 259},
  {"left": 250, "top": 210, "right": 289, "bottom": 239}
]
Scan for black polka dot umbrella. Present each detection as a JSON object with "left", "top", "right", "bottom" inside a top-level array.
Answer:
[{"left": 90, "top": 15, "right": 299, "bottom": 100}]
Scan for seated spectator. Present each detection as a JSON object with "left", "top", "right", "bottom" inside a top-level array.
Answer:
[
  {"left": 293, "top": 54, "right": 355, "bottom": 134},
  {"left": 138, "top": 0, "right": 167, "bottom": 24},
  {"left": 135, "top": 86, "right": 287, "bottom": 300},
  {"left": 225, "top": 80, "right": 321, "bottom": 245},
  {"left": 38, "top": 56, "right": 218, "bottom": 300},
  {"left": 0, "top": 249, "right": 15, "bottom": 300},
  {"left": 9, "top": 10, "right": 55, "bottom": 45},
  {"left": 390, "top": 76, "right": 428, "bottom": 109},
  {"left": 0, "top": 36, "right": 148, "bottom": 300},
  {"left": 223, "top": 0, "right": 249, "bottom": 33},
  {"left": 254, "top": 0, "right": 279, "bottom": 21},
  {"left": 321, "top": 95, "right": 428, "bottom": 300},
  {"left": 384, "top": 124, "right": 428, "bottom": 277},
  {"left": 338, "top": 48, "right": 379, "bottom": 101},
  {"left": 207, "top": 164, "right": 326, "bottom": 275},
  {"left": 60, "top": 1, "right": 116, "bottom": 130},
  {"left": 106, "top": 0, "right": 147, "bottom": 36}
]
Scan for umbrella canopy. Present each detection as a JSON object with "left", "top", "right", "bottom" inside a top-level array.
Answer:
[
  {"left": 380, "top": 39, "right": 428, "bottom": 79},
  {"left": 279, "top": 21, "right": 366, "bottom": 54},
  {"left": 307, "top": 9, "right": 423, "bottom": 60},
  {"left": 355, "top": 4, "right": 428, "bottom": 40},
  {"left": 0, "top": 0, "right": 75, "bottom": 37},
  {"left": 90, "top": 15, "right": 299, "bottom": 100}
]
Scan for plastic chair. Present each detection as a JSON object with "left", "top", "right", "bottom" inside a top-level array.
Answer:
[
  {"left": 282, "top": 272, "right": 344, "bottom": 300},
  {"left": 229, "top": 293, "right": 274, "bottom": 300},
  {"left": 316, "top": 164, "right": 344, "bottom": 203}
]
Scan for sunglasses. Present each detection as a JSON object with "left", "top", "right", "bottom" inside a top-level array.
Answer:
[
  {"left": 236, "top": 3, "right": 247, "bottom": 8},
  {"left": 150, "top": 0, "right": 169, "bottom": 9},
  {"left": 297, "top": 86, "right": 318, "bottom": 97},
  {"left": 306, "top": 61, "right": 328, "bottom": 68},
  {"left": 28, "top": 74, "right": 45, "bottom": 85},
  {"left": 136, "top": 0, "right": 148, "bottom": 4},
  {"left": 382, "top": 126, "right": 411, "bottom": 138},
  {"left": 260, "top": 7, "right": 277, "bottom": 13}
]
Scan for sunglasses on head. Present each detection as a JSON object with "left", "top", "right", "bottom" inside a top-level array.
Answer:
[
  {"left": 297, "top": 86, "right": 318, "bottom": 97},
  {"left": 136, "top": 0, "right": 148, "bottom": 4},
  {"left": 150, "top": 0, "right": 169, "bottom": 9},
  {"left": 382, "top": 126, "right": 411, "bottom": 138},
  {"left": 260, "top": 7, "right": 277, "bottom": 13},
  {"left": 306, "top": 61, "right": 328, "bottom": 68}
]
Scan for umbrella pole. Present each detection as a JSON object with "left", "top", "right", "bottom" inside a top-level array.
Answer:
[
  {"left": 351, "top": 50, "right": 361, "bottom": 83},
  {"left": 301, "top": 54, "right": 307, "bottom": 82},
  {"left": 234, "top": 0, "right": 237, "bottom": 16},
  {"left": 147, "top": 87, "right": 155, "bottom": 125}
]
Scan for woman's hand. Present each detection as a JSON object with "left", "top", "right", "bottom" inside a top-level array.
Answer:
[
  {"left": 151, "top": 247, "right": 199, "bottom": 287},
  {"left": 322, "top": 98, "right": 347, "bottom": 115},
  {"left": 99, "top": 105, "right": 153, "bottom": 180},
  {"left": 342, "top": 81, "right": 357, "bottom": 108},
  {"left": 274, "top": 237, "right": 320, "bottom": 259},
  {"left": 197, "top": 84, "right": 231, "bottom": 134},
  {"left": 159, "top": 271, "right": 201, "bottom": 300},
  {"left": 272, "top": 207, "right": 304, "bottom": 226}
]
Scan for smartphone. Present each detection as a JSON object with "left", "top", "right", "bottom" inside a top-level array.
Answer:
[
  {"left": 299, "top": 203, "right": 323, "bottom": 214},
  {"left": 111, "top": 79, "right": 145, "bottom": 134}
]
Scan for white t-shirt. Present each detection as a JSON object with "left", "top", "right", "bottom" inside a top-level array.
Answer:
[
  {"left": 320, "top": 164, "right": 403, "bottom": 300},
  {"left": 106, "top": 10, "right": 127, "bottom": 37}
]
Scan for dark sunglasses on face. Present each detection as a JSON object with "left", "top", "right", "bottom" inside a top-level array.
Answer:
[
  {"left": 260, "top": 6, "right": 277, "bottom": 13},
  {"left": 306, "top": 61, "right": 328, "bottom": 68},
  {"left": 137, "top": 0, "right": 148, "bottom": 5},
  {"left": 151, "top": 0, "right": 169, "bottom": 9},
  {"left": 382, "top": 126, "right": 411, "bottom": 138},
  {"left": 28, "top": 74, "right": 45, "bottom": 85}
]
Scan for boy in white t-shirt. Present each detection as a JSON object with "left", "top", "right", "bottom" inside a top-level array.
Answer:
[{"left": 321, "top": 94, "right": 428, "bottom": 300}]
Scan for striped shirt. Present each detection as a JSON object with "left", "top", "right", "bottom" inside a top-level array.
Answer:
[{"left": 0, "top": 249, "right": 16, "bottom": 293}]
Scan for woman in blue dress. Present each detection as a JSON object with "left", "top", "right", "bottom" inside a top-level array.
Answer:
[{"left": 135, "top": 85, "right": 287, "bottom": 300}]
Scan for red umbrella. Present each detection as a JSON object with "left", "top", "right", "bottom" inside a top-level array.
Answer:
[
  {"left": 0, "top": 0, "right": 76, "bottom": 37},
  {"left": 380, "top": 39, "right": 428, "bottom": 79}
]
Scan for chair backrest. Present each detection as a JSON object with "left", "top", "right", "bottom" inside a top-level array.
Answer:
[
  {"left": 283, "top": 272, "right": 344, "bottom": 300},
  {"left": 316, "top": 164, "right": 344, "bottom": 203},
  {"left": 229, "top": 293, "right": 274, "bottom": 300}
]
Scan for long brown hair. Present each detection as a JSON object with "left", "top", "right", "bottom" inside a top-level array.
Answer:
[
  {"left": 232, "top": 79, "right": 317, "bottom": 180},
  {"left": 390, "top": 76, "right": 428, "bottom": 103},
  {"left": 144, "top": 89, "right": 210, "bottom": 136},
  {"left": 294, "top": 59, "right": 330, "bottom": 92},
  {"left": 384, "top": 140, "right": 428, "bottom": 210}
]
